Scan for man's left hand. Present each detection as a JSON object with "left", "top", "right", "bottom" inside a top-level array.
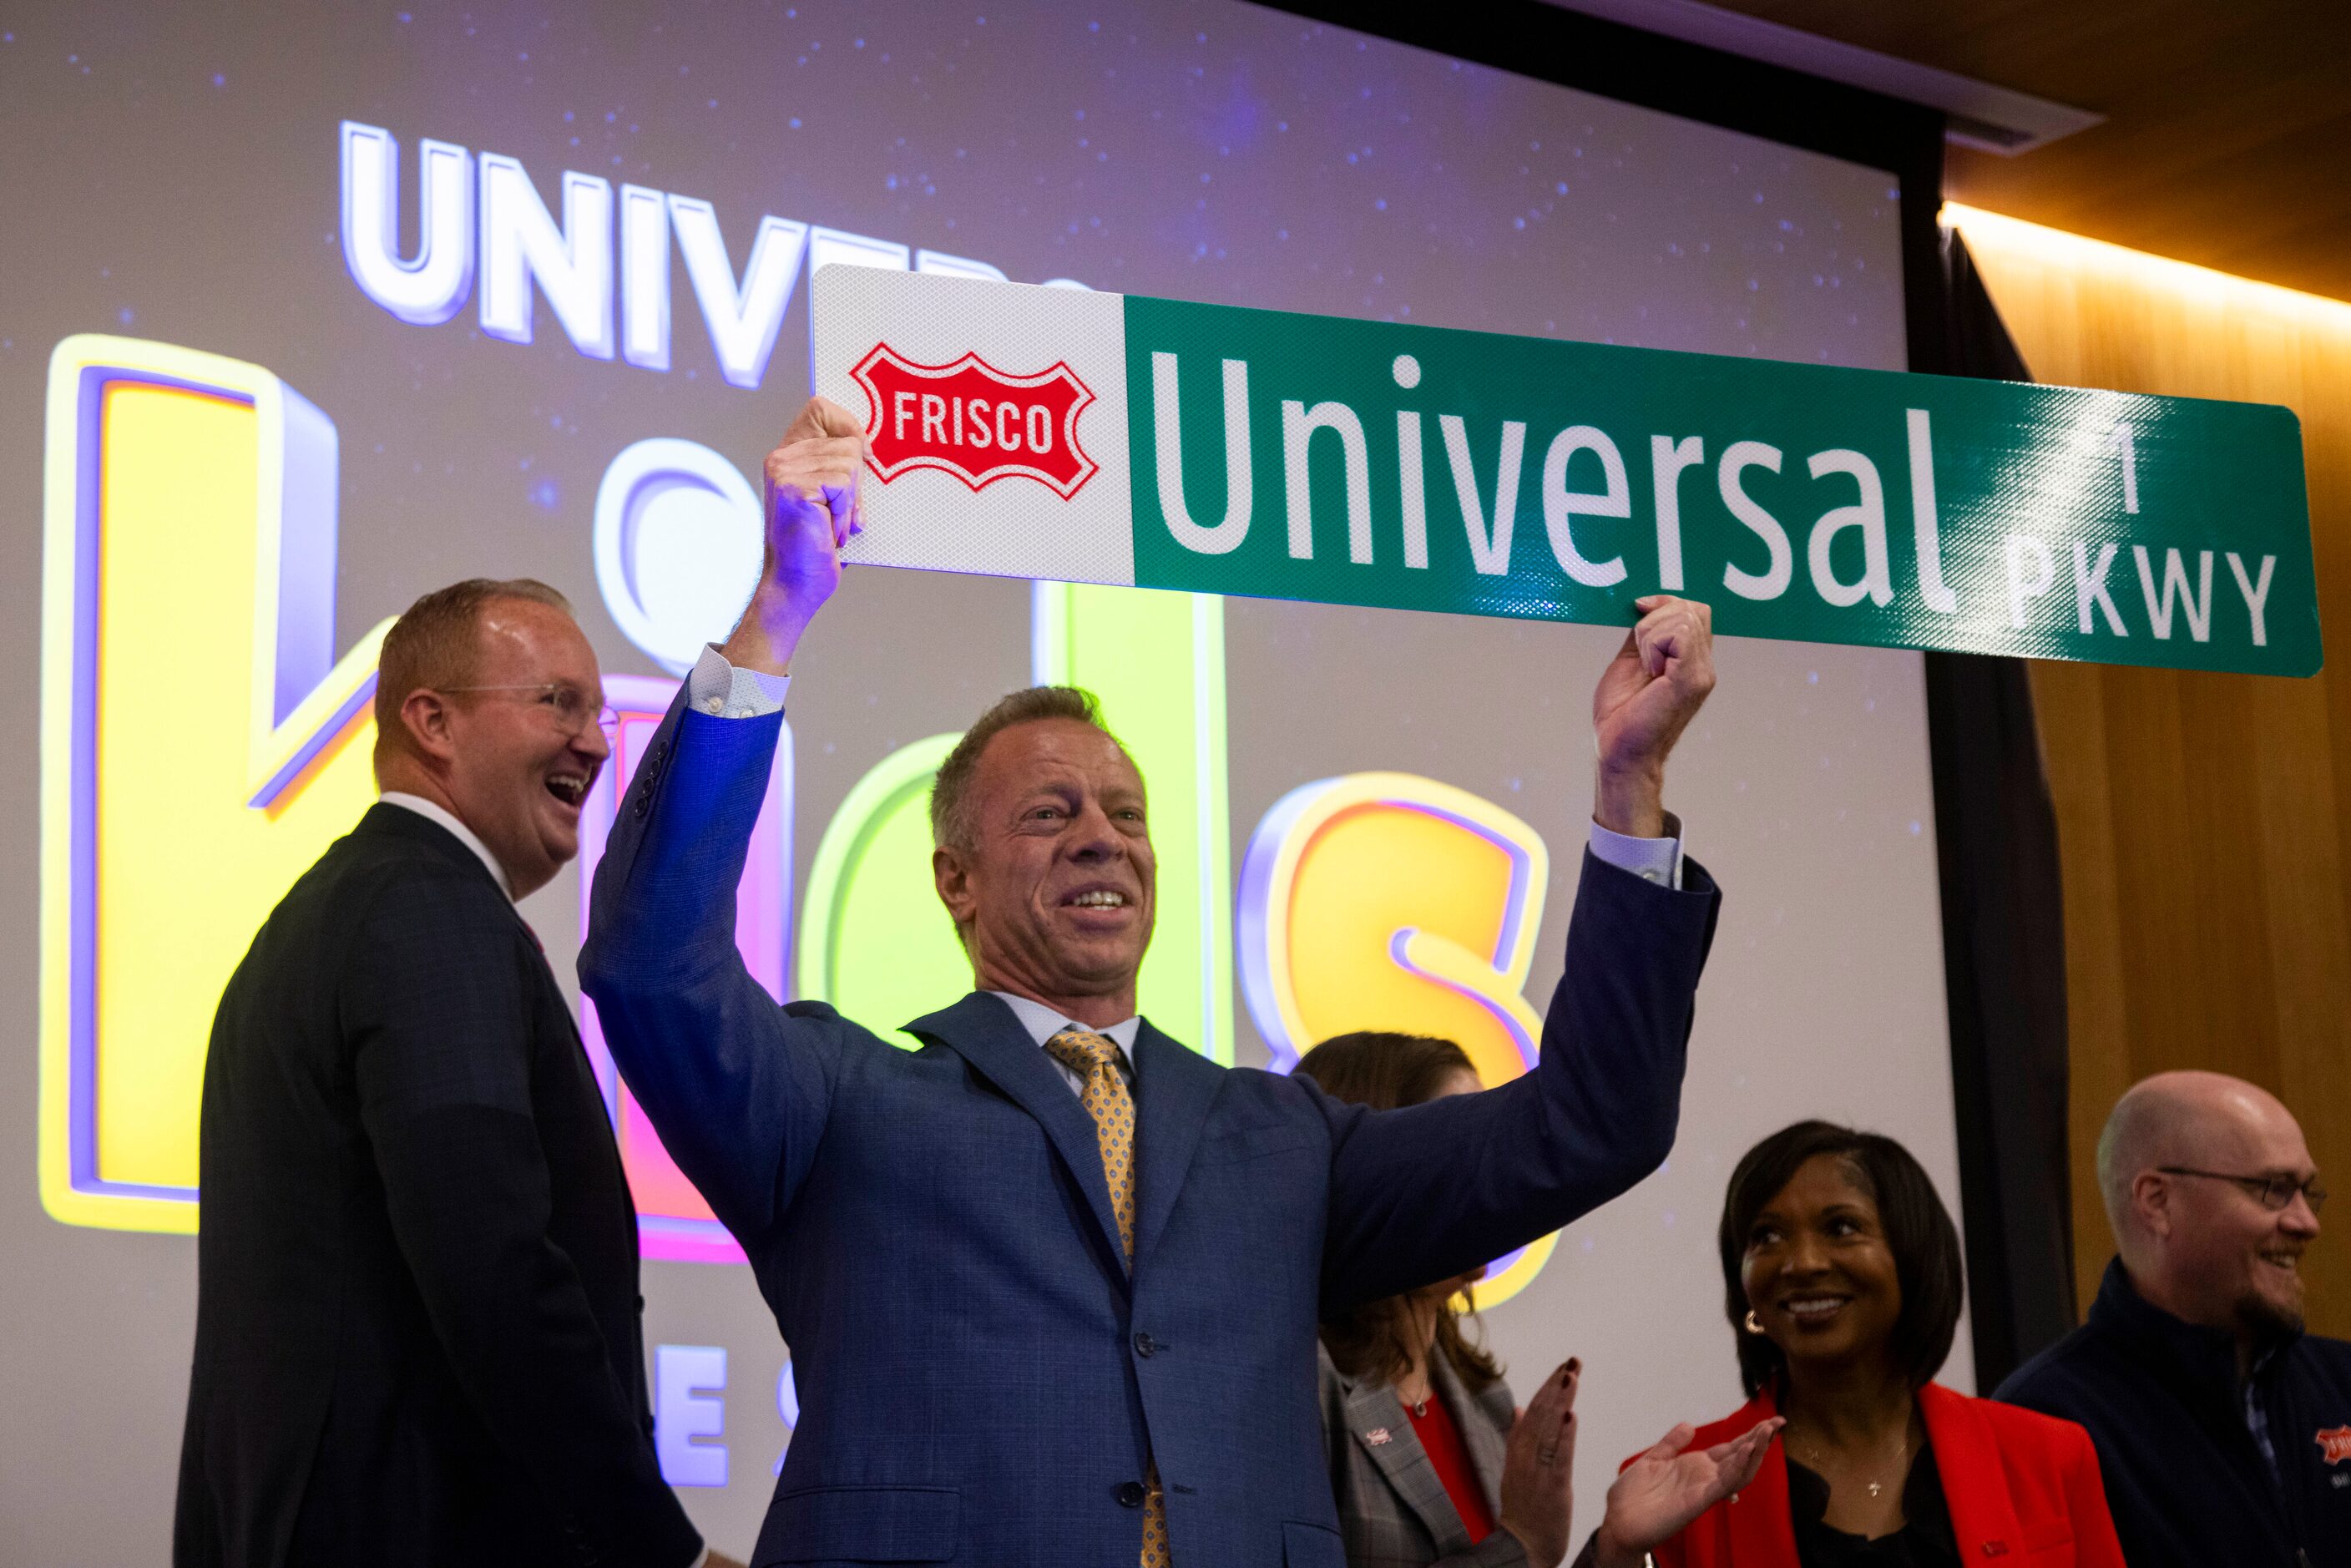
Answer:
[{"left": 1591, "top": 594, "right": 1716, "bottom": 838}]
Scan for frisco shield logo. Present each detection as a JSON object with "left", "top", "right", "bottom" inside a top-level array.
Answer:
[
  {"left": 852, "top": 343, "right": 1097, "bottom": 498},
  {"left": 2318, "top": 1425, "right": 2351, "bottom": 1464}
]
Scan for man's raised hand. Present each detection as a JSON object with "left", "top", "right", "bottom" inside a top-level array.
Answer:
[
  {"left": 1591, "top": 594, "right": 1716, "bottom": 837},
  {"left": 722, "top": 397, "right": 868, "bottom": 676}
]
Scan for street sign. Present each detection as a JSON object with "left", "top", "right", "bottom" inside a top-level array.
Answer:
[{"left": 816, "top": 266, "right": 2318, "bottom": 675}]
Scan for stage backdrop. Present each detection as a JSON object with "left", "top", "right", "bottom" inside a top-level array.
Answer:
[{"left": 0, "top": 3, "right": 1964, "bottom": 1557}]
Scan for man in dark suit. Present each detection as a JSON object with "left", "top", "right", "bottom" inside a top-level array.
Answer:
[
  {"left": 582, "top": 399, "right": 1723, "bottom": 1568},
  {"left": 176, "top": 579, "right": 727, "bottom": 1568}
]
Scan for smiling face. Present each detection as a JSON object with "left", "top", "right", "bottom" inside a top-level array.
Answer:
[
  {"left": 933, "top": 716, "right": 1155, "bottom": 1023},
  {"left": 2139, "top": 1082, "right": 2323, "bottom": 1338},
  {"left": 1741, "top": 1153, "right": 1906, "bottom": 1383},
  {"left": 431, "top": 597, "right": 609, "bottom": 898}
]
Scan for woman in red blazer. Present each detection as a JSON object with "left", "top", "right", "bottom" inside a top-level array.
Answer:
[{"left": 1584, "top": 1121, "right": 2124, "bottom": 1568}]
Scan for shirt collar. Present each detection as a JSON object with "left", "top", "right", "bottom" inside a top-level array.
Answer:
[
  {"left": 988, "top": 991, "right": 1142, "bottom": 1053},
  {"left": 377, "top": 792, "right": 514, "bottom": 901}
]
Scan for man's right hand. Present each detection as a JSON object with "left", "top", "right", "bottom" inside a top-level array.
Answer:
[{"left": 720, "top": 396, "right": 868, "bottom": 676}]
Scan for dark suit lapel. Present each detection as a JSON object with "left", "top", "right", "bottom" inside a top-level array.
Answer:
[
  {"left": 1130, "top": 1022, "right": 1222, "bottom": 1271},
  {"left": 1341, "top": 1375, "right": 1474, "bottom": 1556},
  {"left": 907, "top": 993, "right": 1129, "bottom": 1275}
]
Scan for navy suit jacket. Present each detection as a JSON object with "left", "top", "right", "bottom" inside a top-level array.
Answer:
[{"left": 581, "top": 697, "right": 1721, "bottom": 1568}]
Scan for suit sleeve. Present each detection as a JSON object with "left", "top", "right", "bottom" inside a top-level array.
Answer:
[
  {"left": 346, "top": 872, "right": 701, "bottom": 1568},
  {"left": 578, "top": 689, "right": 844, "bottom": 1243},
  {"left": 2060, "top": 1424, "right": 2127, "bottom": 1568},
  {"left": 1318, "top": 850, "right": 1720, "bottom": 1312}
]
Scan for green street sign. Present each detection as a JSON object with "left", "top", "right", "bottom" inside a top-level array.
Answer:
[{"left": 815, "top": 266, "right": 2318, "bottom": 676}]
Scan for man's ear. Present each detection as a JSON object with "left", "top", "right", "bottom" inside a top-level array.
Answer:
[
  {"left": 398, "top": 688, "right": 460, "bottom": 764},
  {"left": 2132, "top": 1170, "right": 2173, "bottom": 1241},
  {"left": 933, "top": 845, "right": 976, "bottom": 931}
]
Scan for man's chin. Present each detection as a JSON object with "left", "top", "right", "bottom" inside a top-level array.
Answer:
[{"left": 2237, "top": 1285, "right": 2307, "bottom": 1343}]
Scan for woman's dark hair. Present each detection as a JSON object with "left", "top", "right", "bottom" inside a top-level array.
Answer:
[
  {"left": 1718, "top": 1120, "right": 1964, "bottom": 1399},
  {"left": 1297, "top": 1031, "right": 1503, "bottom": 1394}
]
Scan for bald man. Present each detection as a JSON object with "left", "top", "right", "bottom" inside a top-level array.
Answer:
[{"left": 1995, "top": 1072, "right": 2348, "bottom": 1567}]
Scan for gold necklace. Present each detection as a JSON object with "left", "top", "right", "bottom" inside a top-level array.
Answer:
[{"left": 1787, "top": 1423, "right": 1911, "bottom": 1500}]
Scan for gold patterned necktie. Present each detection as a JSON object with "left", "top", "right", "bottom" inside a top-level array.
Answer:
[{"left": 1043, "top": 1026, "right": 1169, "bottom": 1568}]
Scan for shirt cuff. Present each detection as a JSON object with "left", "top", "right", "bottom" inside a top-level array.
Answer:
[
  {"left": 689, "top": 1548, "right": 712, "bottom": 1568},
  {"left": 1588, "top": 812, "right": 1684, "bottom": 890},
  {"left": 686, "top": 644, "right": 791, "bottom": 718}
]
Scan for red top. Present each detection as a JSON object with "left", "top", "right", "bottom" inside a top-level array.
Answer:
[
  {"left": 1622, "top": 1382, "right": 2126, "bottom": 1568},
  {"left": 1408, "top": 1389, "right": 1499, "bottom": 1544}
]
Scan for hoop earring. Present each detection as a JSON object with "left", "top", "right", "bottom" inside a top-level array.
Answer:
[{"left": 1744, "top": 1310, "right": 1766, "bottom": 1334}]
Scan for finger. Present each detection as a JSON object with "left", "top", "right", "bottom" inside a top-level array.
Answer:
[
  {"left": 781, "top": 394, "right": 867, "bottom": 443},
  {"left": 1635, "top": 617, "right": 1675, "bottom": 679},
  {"left": 1560, "top": 1357, "right": 1582, "bottom": 1409},
  {"left": 1641, "top": 1421, "right": 1698, "bottom": 1463},
  {"left": 775, "top": 435, "right": 869, "bottom": 477},
  {"left": 1534, "top": 1358, "right": 1577, "bottom": 1409}
]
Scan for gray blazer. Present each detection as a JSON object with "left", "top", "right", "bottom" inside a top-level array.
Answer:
[{"left": 1318, "top": 1343, "right": 1530, "bottom": 1568}]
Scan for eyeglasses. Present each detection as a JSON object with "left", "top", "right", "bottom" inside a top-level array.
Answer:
[
  {"left": 440, "top": 683, "right": 620, "bottom": 737},
  {"left": 2156, "top": 1166, "right": 2328, "bottom": 1214}
]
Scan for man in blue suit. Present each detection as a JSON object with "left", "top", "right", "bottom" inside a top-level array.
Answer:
[{"left": 581, "top": 398, "right": 1724, "bottom": 1568}]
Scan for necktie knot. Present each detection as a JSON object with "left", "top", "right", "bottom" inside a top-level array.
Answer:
[{"left": 1045, "top": 1025, "right": 1122, "bottom": 1078}]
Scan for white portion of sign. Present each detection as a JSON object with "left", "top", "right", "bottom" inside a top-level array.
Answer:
[{"left": 813, "top": 266, "right": 1136, "bottom": 587}]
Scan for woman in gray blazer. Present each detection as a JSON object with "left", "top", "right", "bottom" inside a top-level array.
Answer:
[
  {"left": 1302, "top": 1032, "right": 1578, "bottom": 1567},
  {"left": 1302, "top": 1033, "right": 1778, "bottom": 1568}
]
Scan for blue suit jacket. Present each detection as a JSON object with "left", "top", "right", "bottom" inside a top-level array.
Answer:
[{"left": 580, "top": 698, "right": 1721, "bottom": 1568}]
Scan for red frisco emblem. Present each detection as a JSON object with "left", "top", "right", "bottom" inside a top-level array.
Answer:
[
  {"left": 2318, "top": 1425, "right": 2351, "bottom": 1464},
  {"left": 852, "top": 342, "right": 1098, "bottom": 499}
]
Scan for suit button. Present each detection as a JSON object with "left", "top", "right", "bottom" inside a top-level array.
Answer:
[
  {"left": 1133, "top": 1332, "right": 1160, "bottom": 1358},
  {"left": 1114, "top": 1480, "right": 1148, "bottom": 1508}
]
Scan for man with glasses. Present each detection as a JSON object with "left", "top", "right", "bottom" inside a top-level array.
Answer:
[
  {"left": 176, "top": 579, "right": 738, "bottom": 1568},
  {"left": 1997, "top": 1071, "right": 2349, "bottom": 1568}
]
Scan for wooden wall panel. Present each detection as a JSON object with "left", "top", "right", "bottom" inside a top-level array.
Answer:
[{"left": 1949, "top": 205, "right": 2351, "bottom": 1333}]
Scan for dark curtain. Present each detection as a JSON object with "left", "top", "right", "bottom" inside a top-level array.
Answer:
[{"left": 1920, "top": 228, "right": 2080, "bottom": 1388}]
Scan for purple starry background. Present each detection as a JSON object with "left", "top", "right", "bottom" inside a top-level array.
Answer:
[{"left": 0, "top": 4, "right": 1950, "bottom": 1559}]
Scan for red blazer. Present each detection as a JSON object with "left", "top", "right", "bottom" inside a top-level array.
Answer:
[{"left": 1627, "top": 1383, "right": 2125, "bottom": 1568}]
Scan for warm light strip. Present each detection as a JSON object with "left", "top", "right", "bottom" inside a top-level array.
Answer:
[{"left": 1942, "top": 202, "right": 2351, "bottom": 329}]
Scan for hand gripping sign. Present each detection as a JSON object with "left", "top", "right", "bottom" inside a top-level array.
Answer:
[{"left": 814, "top": 266, "right": 2320, "bottom": 676}]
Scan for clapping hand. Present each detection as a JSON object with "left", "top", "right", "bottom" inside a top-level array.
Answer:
[
  {"left": 1496, "top": 1358, "right": 1581, "bottom": 1568},
  {"left": 1589, "top": 1416, "right": 1782, "bottom": 1568}
]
